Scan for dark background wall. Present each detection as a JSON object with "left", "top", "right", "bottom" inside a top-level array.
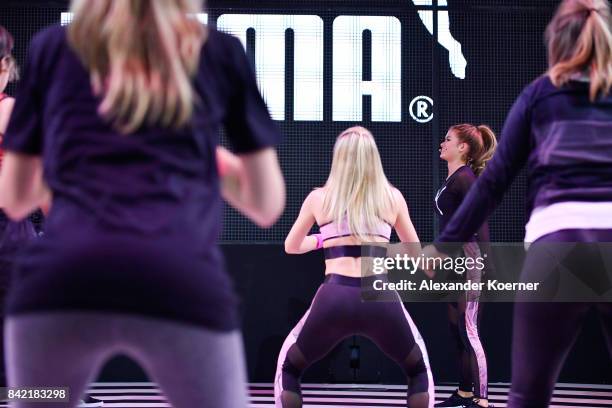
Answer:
[
  {"left": 0, "top": 0, "right": 609, "bottom": 386},
  {"left": 0, "top": 0, "right": 546, "bottom": 243}
]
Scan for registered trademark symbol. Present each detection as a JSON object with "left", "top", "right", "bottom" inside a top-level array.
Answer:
[{"left": 409, "top": 96, "right": 434, "bottom": 123}]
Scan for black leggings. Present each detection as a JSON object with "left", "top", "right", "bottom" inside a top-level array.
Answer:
[
  {"left": 0, "top": 217, "right": 37, "bottom": 386},
  {"left": 508, "top": 229, "right": 612, "bottom": 408},
  {"left": 448, "top": 242, "right": 488, "bottom": 399},
  {"left": 448, "top": 301, "right": 487, "bottom": 398},
  {"left": 274, "top": 274, "right": 434, "bottom": 408}
]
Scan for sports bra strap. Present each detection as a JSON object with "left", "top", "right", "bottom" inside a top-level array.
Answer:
[
  {"left": 324, "top": 244, "right": 387, "bottom": 260},
  {"left": 319, "top": 218, "right": 392, "bottom": 241}
]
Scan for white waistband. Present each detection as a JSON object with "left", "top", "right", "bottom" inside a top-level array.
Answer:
[{"left": 524, "top": 201, "right": 612, "bottom": 243}]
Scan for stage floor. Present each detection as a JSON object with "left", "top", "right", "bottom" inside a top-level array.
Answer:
[{"left": 6, "top": 382, "right": 607, "bottom": 407}]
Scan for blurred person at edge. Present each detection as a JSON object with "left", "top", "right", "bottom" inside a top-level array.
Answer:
[
  {"left": 0, "top": 24, "right": 38, "bottom": 390},
  {"left": 425, "top": 1, "right": 612, "bottom": 407},
  {"left": 0, "top": 1, "right": 285, "bottom": 407}
]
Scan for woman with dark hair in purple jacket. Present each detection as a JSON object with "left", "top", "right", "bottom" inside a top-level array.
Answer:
[{"left": 428, "top": 1, "right": 612, "bottom": 407}]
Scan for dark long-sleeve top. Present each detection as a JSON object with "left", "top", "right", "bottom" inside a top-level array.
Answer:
[
  {"left": 435, "top": 165, "right": 489, "bottom": 243},
  {"left": 2, "top": 25, "right": 281, "bottom": 329}
]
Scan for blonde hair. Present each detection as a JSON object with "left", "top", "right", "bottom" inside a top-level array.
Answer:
[
  {"left": 68, "top": 0, "right": 206, "bottom": 133},
  {"left": 0, "top": 25, "right": 18, "bottom": 82},
  {"left": 323, "top": 126, "right": 395, "bottom": 241},
  {"left": 546, "top": 0, "right": 612, "bottom": 101},
  {"left": 450, "top": 124, "right": 498, "bottom": 176}
]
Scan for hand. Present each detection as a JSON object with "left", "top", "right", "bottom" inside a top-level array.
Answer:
[
  {"left": 216, "top": 146, "right": 241, "bottom": 178},
  {"left": 39, "top": 188, "right": 52, "bottom": 216},
  {"left": 421, "top": 244, "right": 451, "bottom": 279},
  {"left": 216, "top": 146, "right": 242, "bottom": 198}
]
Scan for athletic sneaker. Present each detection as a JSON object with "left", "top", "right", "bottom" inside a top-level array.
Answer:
[
  {"left": 434, "top": 390, "right": 473, "bottom": 407},
  {"left": 78, "top": 396, "right": 104, "bottom": 407}
]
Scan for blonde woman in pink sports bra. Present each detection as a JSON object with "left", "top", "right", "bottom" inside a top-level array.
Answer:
[{"left": 274, "top": 126, "right": 435, "bottom": 408}]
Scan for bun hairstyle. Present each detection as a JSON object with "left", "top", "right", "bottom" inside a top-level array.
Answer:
[
  {"left": 546, "top": 0, "right": 612, "bottom": 101},
  {"left": 450, "top": 124, "right": 497, "bottom": 176},
  {"left": 0, "top": 25, "right": 18, "bottom": 82}
]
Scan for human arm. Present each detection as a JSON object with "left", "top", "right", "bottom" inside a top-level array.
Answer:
[
  {"left": 0, "top": 97, "right": 15, "bottom": 140},
  {"left": 217, "top": 145, "right": 284, "bottom": 228},
  {"left": 221, "top": 35, "right": 285, "bottom": 228},
  {"left": 392, "top": 188, "right": 420, "bottom": 244},
  {"left": 0, "top": 96, "right": 14, "bottom": 168},
  {"left": 284, "top": 191, "right": 320, "bottom": 254}
]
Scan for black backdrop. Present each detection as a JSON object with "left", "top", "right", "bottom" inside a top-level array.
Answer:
[
  {"left": 1, "top": 0, "right": 553, "bottom": 243},
  {"left": 0, "top": 0, "right": 610, "bottom": 387}
]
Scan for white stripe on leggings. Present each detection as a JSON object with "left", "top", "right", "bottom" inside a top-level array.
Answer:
[
  {"left": 399, "top": 301, "right": 436, "bottom": 408},
  {"left": 274, "top": 308, "right": 313, "bottom": 407},
  {"left": 274, "top": 291, "right": 436, "bottom": 408},
  {"left": 463, "top": 242, "right": 488, "bottom": 399},
  {"left": 465, "top": 300, "right": 488, "bottom": 398}
]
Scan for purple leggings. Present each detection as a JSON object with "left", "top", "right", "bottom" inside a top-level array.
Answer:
[
  {"left": 508, "top": 229, "right": 612, "bottom": 408},
  {"left": 274, "top": 274, "right": 435, "bottom": 408}
]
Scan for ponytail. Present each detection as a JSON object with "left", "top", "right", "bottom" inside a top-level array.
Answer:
[
  {"left": 471, "top": 125, "right": 497, "bottom": 175},
  {"left": 449, "top": 123, "right": 498, "bottom": 176},
  {"left": 547, "top": 0, "right": 612, "bottom": 101}
]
